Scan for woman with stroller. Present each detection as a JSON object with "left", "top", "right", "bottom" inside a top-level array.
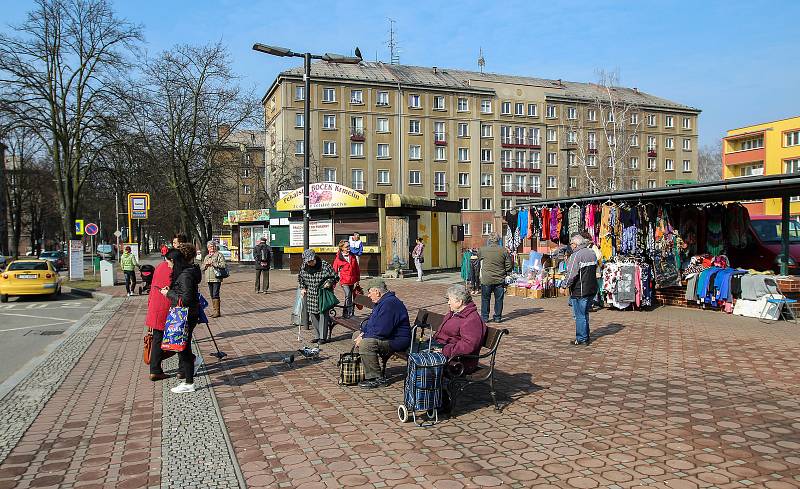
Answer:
[
  {"left": 298, "top": 249, "right": 337, "bottom": 344},
  {"left": 160, "top": 247, "right": 202, "bottom": 394},
  {"left": 332, "top": 240, "right": 360, "bottom": 318},
  {"left": 202, "top": 241, "right": 226, "bottom": 318},
  {"left": 431, "top": 284, "right": 487, "bottom": 374}
]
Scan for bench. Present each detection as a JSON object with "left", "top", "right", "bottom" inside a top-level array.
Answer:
[{"left": 328, "top": 295, "right": 375, "bottom": 335}]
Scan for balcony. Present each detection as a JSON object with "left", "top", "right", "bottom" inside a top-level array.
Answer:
[
  {"left": 501, "top": 188, "right": 541, "bottom": 197},
  {"left": 434, "top": 138, "right": 447, "bottom": 146},
  {"left": 501, "top": 140, "right": 541, "bottom": 150},
  {"left": 501, "top": 164, "right": 541, "bottom": 173},
  {"left": 723, "top": 147, "right": 766, "bottom": 166},
  {"left": 647, "top": 149, "right": 657, "bottom": 157},
  {"left": 588, "top": 146, "right": 598, "bottom": 155},
  {"left": 434, "top": 190, "right": 448, "bottom": 196},
  {"left": 350, "top": 128, "right": 365, "bottom": 141}
]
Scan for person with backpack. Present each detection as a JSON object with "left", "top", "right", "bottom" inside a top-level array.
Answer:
[{"left": 253, "top": 236, "right": 272, "bottom": 293}]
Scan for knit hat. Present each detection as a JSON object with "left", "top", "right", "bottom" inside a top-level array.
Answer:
[{"left": 302, "top": 249, "right": 316, "bottom": 262}]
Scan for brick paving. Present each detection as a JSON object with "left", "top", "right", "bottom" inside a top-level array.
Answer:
[{"left": 0, "top": 268, "right": 798, "bottom": 488}]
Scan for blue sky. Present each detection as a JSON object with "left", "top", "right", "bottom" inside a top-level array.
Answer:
[{"left": 3, "top": 0, "right": 799, "bottom": 147}]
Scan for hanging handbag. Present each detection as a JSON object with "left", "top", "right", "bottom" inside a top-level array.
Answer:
[
  {"left": 338, "top": 346, "right": 365, "bottom": 386},
  {"left": 161, "top": 299, "right": 189, "bottom": 352},
  {"left": 319, "top": 285, "right": 340, "bottom": 314},
  {"left": 214, "top": 267, "right": 230, "bottom": 279},
  {"left": 143, "top": 329, "right": 175, "bottom": 365}
]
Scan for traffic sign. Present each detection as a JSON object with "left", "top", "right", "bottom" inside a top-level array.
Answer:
[
  {"left": 113, "top": 230, "right": 122, "bottom": 238},
  {"left": 75, "top": 219, "right": 84, "bottom": 236},
  {"left": 128, "top": 193, "right": 150, "bottom": 220},
  {"left": 85, "top": 222, "right": 99, "bottom": 236}
]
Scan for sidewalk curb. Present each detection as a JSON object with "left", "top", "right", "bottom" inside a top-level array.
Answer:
[{"left": 64, "top": 286, "right": 108, "bottom": 299}]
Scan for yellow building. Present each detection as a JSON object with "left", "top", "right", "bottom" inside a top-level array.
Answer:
[{"left": 723, "top": 116, "right": 800, "bottom": 215}]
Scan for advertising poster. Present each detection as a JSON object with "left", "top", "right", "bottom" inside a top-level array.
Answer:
[
  {"left": 276, "top": 183, "right": 366, "bottom": 211},
  {"left": 290, "top": 220, "right": 333, "bottom": 247},
  {"left": 69, "top": 240, "right": 84, "bottom": 280}
]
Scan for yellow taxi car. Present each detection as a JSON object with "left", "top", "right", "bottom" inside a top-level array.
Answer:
[{"left": 0, "top": 258, "right": 63, "bottom": 302}]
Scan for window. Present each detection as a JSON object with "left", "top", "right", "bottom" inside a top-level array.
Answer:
[
  {"left": 568, "top": 153, "right": 577, "bottom": 166},
  {"left": 683, "top": 159, "right": 691, "bottom": 172},
  {"left": 459, "top": 198, "right": 470, "bottom": 210},
  {"left": 587, "top": 132, "right": 597, "bottom": 150},
  {"left": 567, "top": 107, "right": 577, "bottom": 120},
  {"left": 463, "top": 223, "right": 471, "bottom": 236},
  {"left": 242, "top": 184, "right": 251, "bottom": 195},
  {"left": 530, "top": 175, "right": 541, "bottom": 193},
  {"left": 682, "top": 117, "right": 692, "bottom": 129},
  {"left": 630, "top": 134, "right": 639, "bottom": 147},
  {"left": 665, "top": 115, "right": 674, "bottom": 128},
  {"left": 786, "top": 131, "right": 800, "bottom": 147},
  {"left": 295, "top": 113, "right": 304, "bottom": 128},
  {"left": 607, "top": 178, "right": 614, "bottom": 190},
  {"left": 501, "top": 199, "right": 512, "bottom": 211},
  {"left": 647, "top": 157, "right": 656, "bottom": 170},
  {"left": 458, "top": 123, "right": 469, "bottom": 137},
  {"left": 377, "top": 118, "right": 389, "bottom": 133},
  {"left": 408, "top": 144, "right": 421, "bottom": 160},
  {"left": 547, "top": 128, "right": 557, "bottom": 142},
  {"left": 350, "top": 89, "right": 363, "bottom": 104},
  {"left": 587, "top": 109, "right": 597, "bottom": 122},
  {"left": 295, "top": 140, "right": 304, "bottom": 155},
  {"left": 500, "top": 125, "right": 511, "bottom": 144},
  {"left": 434, "top": 172, "right": 446, "bottom": 192},
  {"left": 515, "top": 127, "right": 526, "bottom": 145},
  {"left": 501, "top": 150, "right": 512, "bottom": 167},
  {"left": 377, "top": 169, "right": 390, "bottom": 184},
  {"left": 241, "top": 168, "right": 250, "bottom": 178},
  {"left": 501, "top": 101, "right": 511, "bottom": 115},
  {"left": 740, "top": 137, "right": 764, "bottom": 150},
  {"left": 527, "top": 103, "right": 538, "bottom": 117},
  {"left": 457, "top": 97, "right": 468, "bottom": 112},
  {"left": 377, "top": 144, "right": 389, "bottom": 158},
  {"left": 458, "top": 172, "right": 470, "bottom": 186},
  {"left": 665, "top": 159, "right": 674, "bottom": 171},
  {"left": 481, "top": 173, "right": 493, "bottom": 187},
  {"left": 322, "top": 167, "right": 336, "bottom": 182},
  {"left": 323, "top": 141, "right": 337, "bottom": 156},
  {"left": 322, "top": 87, "right": 336, "bottom": 102},
  {"left": 409, "top": 94, "right": 421, "bottom": 108},
  {"left": 547, "top": 152, "right": 557, "bottom": 166},
  {"left": 502, "top": 174, "right": 512, "bottom": 192},
  {"left": 606, "top": 111, "right": 615, "bottom": 123},
  {"left": 607, "top": 156, "right": 614, "bottom": 168},
  {"left": 515, "top": 175, "right": 526, "bottom": 192},
  {"left": 350, "top": 168, "right": 364, "bottom": 190},
  {"left": 630, "top": 157, "right": 639, "bottom": 169},
  {"left": 480, "top": 99, "right": 492, "bottom": 114},
  {"left": 433, "top": 95, "right": 445, "bottom": 110},
  {"left": 516, "top": 150, "right": 526, "bottom": 167},
  {"left": 481, "top": 123, "right": 493, "bottom": 138},
  {"left": 409, "top": 119, "right": 420, "bottom": 134},
  {"left": 481, "top": 198, "right": 492, "bottom": 210},
  {"left": 528, "top": 127, "right": 540, "bottom": 145},
  {"left": 683, "top": 138, "right": 691, "bottom": 151},
  {"left": 787, "top": 159, "right": 800, "bottom": 174},
  {"left": 567, "top": 130, "right": 577, "bottom": 144},
  {"left": 435, "top": 146, "right": 446, "bottom": 161},
  {"left": 647, "top": 136, "right": 657, "bottom": 150},
  {"left": 482, "top": 222, "right": 493, "bottom": 236},
  {"left": 587, "top": 155, "right": 597, "bottom": 167},
  {"left": 458, "top": 148, "right": 469, "bottom": 162},
  {"left": 408, "top": 170, "right": 421, "bottom": 185},
  {"left": 377, "top": 91, "right": 390, "bottom": 106},
  {"left": 546, "top": 105, "right": 557, "bottom": 119},
  {"left": 739, "top": 163, "right": 763, "bottom": 177},
  {"left": 350, "top": 142, "right": 364, "bottom": 157},
  {"left": 630, "top": 179, "right": 639, "bottom": 190},
  {"left": 607, "top": 134, "right": 617, "bottom": 147},
  {"left": 547, "top": 176, "right": 557, "bottom": 188},
  {"left": 294, "top": 85, "right": 305, "bottom": 101},
  {"left": 515, "top": 103, "right": 524, "bottom": 116},
  {"left": 481, "top": 149, "right": 493, "bottom": 162},
  {"left": 665, "top": 137, "right": 674, "bottom": 150},
  {"left": 647, "top": 114, "right": 657, "bottom": 126},
  {"left": 569, "top": 176, "right": 577, "bottom": 189},
  {"left": 434, "top": 121, "right": 446, "bottom": 142},
  {"left": 630, "top": 113, "right": 639, "bottom": 125},
  {"left": 323, "top": 114, "right": 336, "bottom": 129},
  {"left": 648, "top": 179, "right": 657, "bottom": 188},
  {"left": 351, "top": 116, "right": 364, "bottom": 134}
]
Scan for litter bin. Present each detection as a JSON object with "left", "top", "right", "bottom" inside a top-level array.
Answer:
[
  {"left": 93, "top": 256, "right": 101, "bottom": 272},
  {"left": 100, "top": 260, "right": 115, "bottom": 287}
]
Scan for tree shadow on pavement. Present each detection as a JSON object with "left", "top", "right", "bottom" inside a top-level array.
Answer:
[
  {"left": 590, "top": 323, "right": 625, "bottom": 342},
  {"left": 222, "top": 306, "right": 286, "bottom": 318},
  {"left": 196, "top": 324, "right": 295, "bottom": 340},
  {"left": 201, "top": 350, "right": 326, "bottom": 387},
  {"left": 447, "top": 371, "right": 544, "bottom": 418}
]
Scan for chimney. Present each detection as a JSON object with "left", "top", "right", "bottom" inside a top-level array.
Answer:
[
  {"left": 218, "top": 124, "right": 231, "bottom": 141},
  {"left": 557, "top": 79, "right": 562, "bottom": 86},
  {"left": 432, "top": 66, "right": 438, "bottom": 74},
  {"left": 633, "top": 87, "right": 639, "bottom": 93}
]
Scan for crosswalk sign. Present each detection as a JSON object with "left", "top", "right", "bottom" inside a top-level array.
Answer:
[{"left": 75, "top": 219, "right": 84, "bottom": 236}]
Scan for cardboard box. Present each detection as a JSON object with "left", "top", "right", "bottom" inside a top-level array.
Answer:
[
  {"left": 529, "top": 289, "right": 543, "bottom": 299},
  {"left": 507, "top": 286, "right": 517, "bottom": 297}
]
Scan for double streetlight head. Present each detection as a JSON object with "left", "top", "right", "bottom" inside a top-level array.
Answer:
[{"left": 252, "top": 43, "right": 362, "bottom": 64}]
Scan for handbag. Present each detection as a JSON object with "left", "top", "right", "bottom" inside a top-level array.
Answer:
[
  {"left": 319, "top": 286, "right": 340, "bottom": 314},
  {"left": 214, "top": 267, "right": 230, "bottom": 279},
  {"left": 143, "top": 329, "right": 175, "bottom": 365},
  {"left": 338, "top": 346, "right": 365, "bottom": 385},
  {"left": 161, "top": 299, "right": 190, "bottom": 352}
]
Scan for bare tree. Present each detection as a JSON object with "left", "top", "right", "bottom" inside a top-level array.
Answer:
[
  {"left": 264, "top": 137, "right": 321, "bottom": 207},
  {"left": 562, "top": 70, "right": 641, "bottom": 194},
  {"left": 697, "top": 144, "right": 722, "bottom": 182},
  {"left": 115, "top": 42, "right": 260, "bottom": 249},
  {"left": 0, "top": 0, "right": 142, "bottom": 240},
  {"left": 1, "top": 127, "right": 44, "bottom": 256}
]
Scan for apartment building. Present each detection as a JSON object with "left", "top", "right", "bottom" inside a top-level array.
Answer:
[
  {"left": 213, "top": 127, "right": 267, "bottom": 212},
  {"left": 723, "top": 115, "right": 800, "bottom": 216},
  {"left": 262, "top": 62, "right": 700, "bottom": 247}
]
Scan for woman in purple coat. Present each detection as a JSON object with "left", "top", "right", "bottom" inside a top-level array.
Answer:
[{"left": 432, "top": 284, "right": 487, "bottom": 373}]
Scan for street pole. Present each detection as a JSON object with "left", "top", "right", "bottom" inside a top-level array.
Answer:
[
  {"left": 115, "top": 192, "right": 120, "bottom": 262},
  {"left": 303, "top": 52, "right": 311, "bottom": 251}
]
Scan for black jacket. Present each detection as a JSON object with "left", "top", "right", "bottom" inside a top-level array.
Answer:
[
  {"left": 253, "top": 243, "right": 272, "bottom": 270},
  {"left": 564, "top": 245, "right": 598, "bottom": 298},
  {"left": 167, "top": 265, "right": 202, "bottom": 320}
]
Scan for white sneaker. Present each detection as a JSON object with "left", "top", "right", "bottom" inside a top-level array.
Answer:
[{"left": 170, "top": 382, "right": 195, "bottom": 394}]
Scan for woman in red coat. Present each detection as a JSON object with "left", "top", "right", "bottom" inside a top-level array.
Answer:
[
  {"left": 332, "top": 240, "right": 360, "bottom": 318},
  {"left": 432, "top": 284, "right": 487, "bottom": 374},
  {"left": 145, "top": 260, "right": 172, "bottom": 380}
]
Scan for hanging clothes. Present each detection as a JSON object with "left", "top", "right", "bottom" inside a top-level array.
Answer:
[
  {"left": 517, "top": 208, "right": 529, "bottom": 240},
  {"left": 568, "top": 205, "right": 581, "bottom": 237},
  {"left": 706, "top": 205, "right": 724, "bottom": 255},
  {"left": 540, "top": 207, "right": 551, "bottom": 241}
]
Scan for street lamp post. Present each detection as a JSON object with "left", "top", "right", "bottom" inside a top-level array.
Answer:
[{"left": 252, "top": 43, "right": 361, "bottom": 251}]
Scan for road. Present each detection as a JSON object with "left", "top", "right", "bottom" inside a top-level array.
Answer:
[{"left": 0, "top": 293, "right": 98, "bottom": 384}]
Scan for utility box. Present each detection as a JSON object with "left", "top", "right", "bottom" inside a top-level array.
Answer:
[{"left": 100, "top": 260, "right": 115, "bottom": 287}]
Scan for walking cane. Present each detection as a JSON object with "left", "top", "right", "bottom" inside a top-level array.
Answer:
[{"left": 205, "top": 323, "right": 227, "bottom": 359}]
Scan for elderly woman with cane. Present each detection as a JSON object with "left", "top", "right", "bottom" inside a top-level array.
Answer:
[{"left": 298, "top": 249, "right": 338, "bottom": 344}]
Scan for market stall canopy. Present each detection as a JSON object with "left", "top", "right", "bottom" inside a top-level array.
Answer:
[
  {"left": 277, "top": 183, "right": 367, "bottom": 211},
  {"left": 385, "top": 194, "right": 431, "bottom": 209},
  {"left": 224, "top": 209, "right": 270, "bottom": 225},
  {"left": 516, "top": 174, "right": 800, "bottom": 207}
]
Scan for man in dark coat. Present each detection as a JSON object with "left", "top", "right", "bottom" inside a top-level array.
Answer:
[{"left": 253, "top": 236, "right": 271, "bottom": 293}]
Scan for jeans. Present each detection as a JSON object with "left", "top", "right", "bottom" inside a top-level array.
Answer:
[
  {"left": 414, "top": 257, "right": 423, "bottom": 280},
  {"left": 208, "top": 282, "right": 221, "bottom": 299},
  {"left": 481, "top": 283, "right": 506, "bottom": 322},
  {"left": 178, "top": 321, "right": 197, "bottom": 383},
  {"left": 124, "top": 270, "right": 137, "bottom": 294},
  {"left": 255, "top": 269, "right": 270, "bottom": 292},
  {"left": 571, "top": 296, "right": 591, "bottom": 343},
  {"left": 310, "top": 312, "right": 329, "bottom": 341},
  {"left": 149, "top": 329, "right": 165, "bottom": 375},
  {"left": 342, "top": 284, "right": 354, "bottom": 317}
]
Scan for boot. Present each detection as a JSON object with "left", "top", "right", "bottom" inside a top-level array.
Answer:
[{"left": 210, "top": 298, "right": 221, "bottom": 318}]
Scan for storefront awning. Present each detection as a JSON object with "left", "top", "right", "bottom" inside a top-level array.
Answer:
[{"left": 385, "top": 194, "right": 432, "bottom": 209}]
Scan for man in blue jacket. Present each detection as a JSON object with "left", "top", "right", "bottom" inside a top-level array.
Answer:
[{"left": 353, "top": 278, "right": 411, "bottom": 388}]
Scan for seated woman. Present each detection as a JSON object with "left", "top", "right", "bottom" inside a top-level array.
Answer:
[{"left": 432, "top": 284, "right": 487, "bottom": 373}]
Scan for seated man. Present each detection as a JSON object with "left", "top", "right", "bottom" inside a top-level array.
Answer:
[
  {"left": 431, "top": 284, "right": 486, "bottom": 374},
  {"left": 353, "top": 278, "right": 411, "bottom": 389}
]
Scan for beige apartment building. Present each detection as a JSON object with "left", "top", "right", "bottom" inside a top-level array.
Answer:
[
  {"left": 262, "top": 62, "right": 700, "bottom": 247},
  {"left": 214, "top": 127, "right": 267, "bottom": 212}
]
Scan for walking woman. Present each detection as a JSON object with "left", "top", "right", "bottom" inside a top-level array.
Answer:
[
  {"left": 332, "top": 240, "right": 361, "bottom": 318},
  {"left": 160, "top": 248, "right": 202, "bottom": 393},
  {"left": 120, "top": 246, "right": 139, "bottom": 296},
  {"left": 298, "top": 249, "right": 338, "bottom": 344},
  {"left": 202, "top": 241, "right": 226, "bottom": 318},
  {"left": 411, "top": 237, "right": 425, "bottom": 282},
  {"left": 145, "top": 251, "right": 173, "bottom": 381}
]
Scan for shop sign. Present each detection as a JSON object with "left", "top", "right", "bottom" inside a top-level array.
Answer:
[
  {"left": 68, "top": 240, "right": 84, "bottom": 280},
  {"left": 226, "top": 208, "right": 270, "bottom": 225},
  {"left": 289, "top": 220, "right": 333, "bottom": 247},
  {"left": 276, "top": 183, "right": 366, "bottom": 211}
]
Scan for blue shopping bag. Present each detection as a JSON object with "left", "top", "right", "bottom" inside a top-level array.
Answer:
[
  {"left": 161, "top": 300, "right": 189, "bottom": 352},
  {"left": 198, "top": 293, "right": 209, "bottom": 324}
]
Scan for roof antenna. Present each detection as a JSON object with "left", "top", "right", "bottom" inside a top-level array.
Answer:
[
  {"left": 387, "top": 18, "right": 400, "bottom": 65},
  {"left": 478, "top": 47, "right": 485, "bottom": 74}
]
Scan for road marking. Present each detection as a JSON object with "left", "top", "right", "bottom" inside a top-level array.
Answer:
[
  {"left": 0, "top": 321, "right": 74, "bottom": 333},
  {"left": 0, "top": 312, "right": 79, "bottom": 322}
]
